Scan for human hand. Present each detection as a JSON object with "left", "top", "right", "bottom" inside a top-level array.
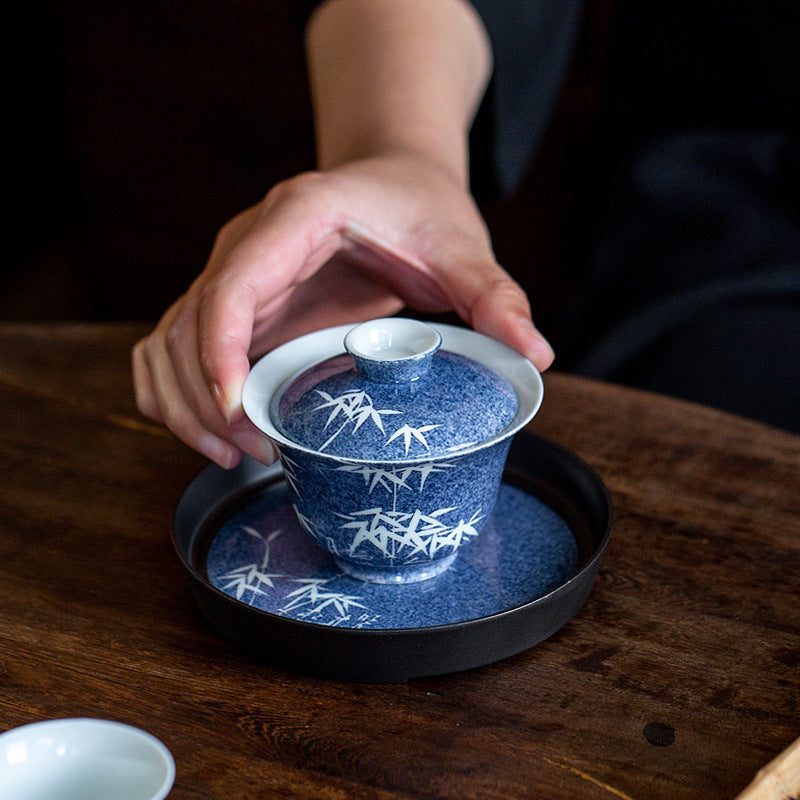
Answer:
[{"left": 132, "top": 151, "right": 554, "bottom": 469}]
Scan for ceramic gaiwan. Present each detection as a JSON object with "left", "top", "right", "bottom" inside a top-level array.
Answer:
[{"left": 242, "top": 318, "right": 543, "bottom": 584}]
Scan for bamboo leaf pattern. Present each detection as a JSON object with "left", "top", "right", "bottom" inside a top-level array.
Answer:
[
  {"left": 336, "top": 506, "right": 483, "bottom": 560},
  {"left": 334, "top": 461, "right": 455, "bottom": 494},
  {"left": 280, "top": 578, "right": 368, "bottom": 626},
  {"left": 220, "top": 526, "right": 285, "bottom": 602},
  {"left": 385, "top": 423, "right": 441, "bottom": 455},
  {"left": 312, "top": 390, "right": 401, "bottom": 452},
  {"left": 217, "top": 524, "right": 376, "bottom": 626},
  {"left": 281, "top": 453, "right": 301, "bottom": 495}
]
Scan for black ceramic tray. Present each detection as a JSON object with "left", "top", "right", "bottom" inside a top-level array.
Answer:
[{"left": 172, "top": 431, "right": 612, "bottom": 683}]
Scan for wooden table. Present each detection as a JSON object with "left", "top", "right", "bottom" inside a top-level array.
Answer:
[{"left": 0, "top": 323, "right": 797, "bottom": 799}]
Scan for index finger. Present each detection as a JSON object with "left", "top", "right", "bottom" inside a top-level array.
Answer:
[{"left": 197, "top": 188, "right": 344, "bottom": 422}]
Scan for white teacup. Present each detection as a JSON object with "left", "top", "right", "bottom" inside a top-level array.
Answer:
[{"left": 0, "top": 718, "right": 175, "bottom": 800}]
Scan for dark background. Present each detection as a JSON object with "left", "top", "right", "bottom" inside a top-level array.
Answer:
[{"left": 5, "top": 0, "right": 609, "bottom": 327}]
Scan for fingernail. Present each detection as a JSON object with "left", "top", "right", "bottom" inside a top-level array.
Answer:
[
  {"left": 212, "top": 382, "right": 241, "bottom": 425},
  {"left": 517, "top": 317, "right": 555, "bottom": 366},
  {"left": 232, "top": 430, "right": 278, "bottom": 465},
  {"left": 198, "top": 433, "right": 238, "bottom": 470},
  {"left": 211, "top": 382, "right": 228, "bottom": 420}
]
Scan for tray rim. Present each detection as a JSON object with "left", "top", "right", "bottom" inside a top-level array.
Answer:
[{"left": 172, "top": 430, "right": 613, "bottom": 679}]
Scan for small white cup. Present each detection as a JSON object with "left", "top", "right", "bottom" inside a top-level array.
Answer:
[{"left": 0, "top": 718, "right": 175, "bottom": 800}]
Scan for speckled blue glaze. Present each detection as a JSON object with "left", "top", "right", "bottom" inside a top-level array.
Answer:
[
  {"left": 273, "top": 350, "right": 518, "bottom": 459},
  {"left": 206, "top": 481, "right": 578, "bottom": 629},
  {"left": 277, "top": 436, "right": 511, "bottom": 583},
  {"left": 349, "top": 351, "right": 432, "bottom": 383},
  {"left": 243, "top": 318, "right": 542, "bottom": 584}
]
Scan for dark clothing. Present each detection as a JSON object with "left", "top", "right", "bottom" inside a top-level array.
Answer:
[
  {"left": 296, "top": 0, "right": 800, "bottom": 432},
  {"left": 468, "top": 0, "right": 584, "bottom": 197},
  {"left": 559, "top": 129, "right": 800, "bottom": 432},
  {"left": 471, "top": 0, "right": 800, "bottom": 432},
  {"left": 470, "top": 1, "right": 800, "bottom": 193}
]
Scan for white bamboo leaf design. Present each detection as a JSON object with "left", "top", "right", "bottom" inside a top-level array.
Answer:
[
  {"left": 336, "top": 504, "right": 482, "bottom": 559},
  {"left": 335, "top": 464, "right": 413, "bottom": 494},
  {"left": 334, "top": 461, "right": 455, "bottom": 494},
  {"left": 221, "top": 565, "right": 283, "bottom": 600},
  {"left": 280, "top": 578, "right": 367, "bottom": 625},
  {"left": 428, "top": 506, "right": 458, "bottom": 517},
  {"left": 312, "top": 390, "right": 343, "bottom": 428},
  {"left": 369, "top": 406, "right": 400, "bottom": 433},
  {"left": 283, "top": 578, "right": 327, "bottom": 599},
  {"left": 410, "top": 461, "right": 452, "bottom": 490},
  {"left": 281, "top": 454, "right": 301, "bottom": 495},
  {"left": 219, "top": 525, "right": 286, "bottom": 604},
  {"left": 219, "top": 536, "right": 376, "bottom": 625},
  {"left": 385, "top": 423, "right": 441, "bottom": 455},
  {"left": 311, "top": 389, "right": 402, "bottom": 452}
]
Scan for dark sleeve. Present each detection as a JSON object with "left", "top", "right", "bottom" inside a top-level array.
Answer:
[
  {"left": 468, "top": 0, "right": 585, "bottom": 199},
  {"left": 290, "top": 0, "right": 584, "bottom": 199}
]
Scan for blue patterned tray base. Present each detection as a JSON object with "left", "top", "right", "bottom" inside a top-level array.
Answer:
[{"left": 206, "top": 482, "right": 578, "bottom": 630}]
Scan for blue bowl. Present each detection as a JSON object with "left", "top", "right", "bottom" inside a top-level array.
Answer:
[{"left": 243, "top": 319, "right": 543, "bottom": 583}]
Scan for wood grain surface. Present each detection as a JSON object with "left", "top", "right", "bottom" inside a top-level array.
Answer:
[{"left": 0, "top": 323, "right": 797, "bottom": 799}]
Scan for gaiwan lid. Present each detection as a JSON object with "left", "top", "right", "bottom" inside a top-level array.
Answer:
[{"left": 271, "top": 318, "right": 519, "bottom": 461}]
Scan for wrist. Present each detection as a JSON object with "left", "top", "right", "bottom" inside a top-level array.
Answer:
[
  {"left": 319, "top": 126, "right": 471, "bottom": 189},
  {"left": 306, "top": 0, "right": 491, "bottom": 187}
]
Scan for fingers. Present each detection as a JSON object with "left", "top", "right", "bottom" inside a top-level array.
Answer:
[
  {"left": 198, "top": 275, "right": 258, "bottom": 425},
  {"left": 468, "top": 276, "right": 555, "bottom": 372},
  {"left": 419, "top": 226, "right": 555, "bottom": 371},
  {"left": 328, "top": 162, "right": 555, "bottom": 371},
  {"left": 131, "top": 160, "right": 555, "bottom": 474},
  {"left": 133, "top": 332, "right": 239, "bottom": 468},
  {"left": 196, "top": 178, "right": 343, "bottom": 421},
  {"left": 132, "top": 300, "right": 278, "bottom": 469},
  {"left": 131, "top": 175, "right": 344, "bottom": 468},
  {"left": 193, "top": 205, "right": 271, "bottom": 423},
  {"left": 344, "top": 215, "right": 555, "bottom": 371}
]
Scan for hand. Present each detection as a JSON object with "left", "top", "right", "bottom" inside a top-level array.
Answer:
[{"left": 132, "top": 151, "right": 554, "bottom": 468}]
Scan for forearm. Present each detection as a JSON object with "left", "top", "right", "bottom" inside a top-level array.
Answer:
[{"left": 305, "top": 0, "right": 492, "bottom": 187}]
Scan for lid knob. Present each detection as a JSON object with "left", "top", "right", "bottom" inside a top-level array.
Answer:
[{"left": 344, "top": 318, "right": 441, "bottom": 383}]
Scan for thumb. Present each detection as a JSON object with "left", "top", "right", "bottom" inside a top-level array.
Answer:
[
  {"left": 198, "top": 276, "right": 258, "bottom": 424},
  {"left": 468, "top": 275, "right": 555, "bottom": 372},
  {"left": 423, "top": 238, "right": 555, "bottom": 370}
]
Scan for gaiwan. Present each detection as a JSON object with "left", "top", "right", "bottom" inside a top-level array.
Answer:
[{"left": 242, "top": 318, "right": 543, "bottom": 584}]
